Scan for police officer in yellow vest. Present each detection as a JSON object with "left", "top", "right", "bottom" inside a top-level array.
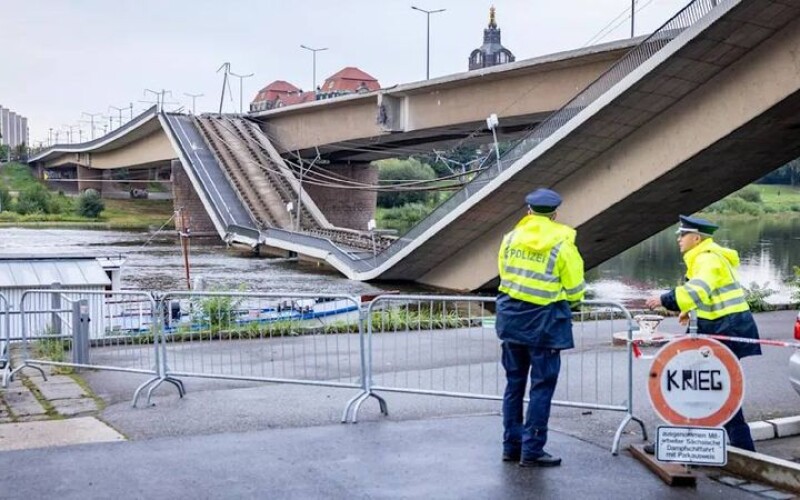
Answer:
[
  {"left": 646, "top": 215, "right": 760, "bottom": 451},
  {"left": 496, "top": 188, "right": 585, "bottom": 467}
]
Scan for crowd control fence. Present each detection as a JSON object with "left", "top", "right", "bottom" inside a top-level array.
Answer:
[
  {"left": 9, "top": 290, "right": 162, "bottom": 403},
  {"left": 355, "top": 295, "right": 646, "bottom": 454},
  {"left": 158, "top": 291, "right": 367, "bottom": 421},
  {"left": 0, "top": 293, "right": 9, "bottom": 386}
]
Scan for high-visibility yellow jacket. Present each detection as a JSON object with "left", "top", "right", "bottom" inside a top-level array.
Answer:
[
  {"left": 498, "top": 214, "right": 585, "bottom": 306},
  {"left": 674, "top": 238, "right": 749, "bottom": 320}
]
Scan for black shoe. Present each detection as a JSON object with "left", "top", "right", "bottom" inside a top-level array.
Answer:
[
  {"left": 519, "top": 452, "right": 562, "bottom": 467},
  {"left": 643, "top": 443, "right": 655, "bottom": 455},
  {"left": 502, "top": 451, "right": 521, "bottom": 462}
]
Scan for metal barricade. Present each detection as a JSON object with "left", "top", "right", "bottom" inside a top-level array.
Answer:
[
  {"left": 0, "top": 293, "right": 9, "bottom": 386},
  {"left": 159, "top": 291, "right": 367, "bottom": 421},
  {"left": 359, "top": 295, "right": 646, "bottom": 454},
  {"left": 10, "top": 290, "right": 164, "bottom": 406}
]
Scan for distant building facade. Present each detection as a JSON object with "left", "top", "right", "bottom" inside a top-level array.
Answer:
[
  {"left": 0, "top": 105, "right": 29, "bottom": 150},
  {"left": 250, "top": 67, "right": 380, "bottom": 112},
  {"left": 469, "top": 7, "right": 515, "bottom": 71}
]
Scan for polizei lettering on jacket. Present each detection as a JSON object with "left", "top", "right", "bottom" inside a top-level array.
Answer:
[
  {"left": 505, "top": 248, "right": 547, "bottom": 263},
  {"left": 666, "top": 369, "right": 723, "bottom": 391}
]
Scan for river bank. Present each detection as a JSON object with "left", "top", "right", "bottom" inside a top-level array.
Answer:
[{"left": 0, "top": 199, "right": 175, "bottom": 230}]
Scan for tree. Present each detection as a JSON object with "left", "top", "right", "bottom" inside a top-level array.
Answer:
[
  {"left": 375, "top": 158, "right": 437, "bottom": 208},
  {"left": 13, "top": 143, "right": 28, "bottom": 162},
  {"left": 77, "top": 189, "right": 105, "bottom": 218}
]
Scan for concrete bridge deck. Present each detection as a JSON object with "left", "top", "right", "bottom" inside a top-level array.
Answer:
[{"left": 28, "top": 0, "right": 800, "bottom": 291}]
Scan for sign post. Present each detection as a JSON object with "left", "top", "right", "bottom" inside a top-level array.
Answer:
[{"left": 647, "top": 337, "right": 744, "bottom": 466}]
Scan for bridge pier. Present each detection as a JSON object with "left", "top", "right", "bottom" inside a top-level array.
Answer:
[
  {"left": 304, "top": 162, "right": 378, "bottom": 231},
  {"left": 76, "top": 165, "right": 103, "bottom": 194},
  {"left": 170, "top": 160, "right": 219, "bottom": 239}
]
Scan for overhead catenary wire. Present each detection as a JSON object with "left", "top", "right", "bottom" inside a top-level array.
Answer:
[
  {"left": 583, "top": 0, "right": 657, "bottom": 47},
  {"left": 203, "top": 116, "right": 485, "bottom": 192}
]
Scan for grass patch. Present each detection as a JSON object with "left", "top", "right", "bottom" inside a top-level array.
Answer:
[
  {"left": 33, "top": 339, "right": 74, "bottom": 375},
  {"left": 0, "top": 198, "right": 175, "bottom": 230},
  {"left": 0, "top": 163, "right": 174, "bottom": 229},
  {"left": 0, "top": 163, "right": 38, "bottom": 191},
  {"left": 702, "top": 184, "right": 800, "bottom": 216},
  {"left": 98, "top": 199, "right": 175, "bottom": 228}
]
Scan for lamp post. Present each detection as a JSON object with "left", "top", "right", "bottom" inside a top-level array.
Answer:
[
  {"left": 81, "top": 112, "right": 102, "bottom": 140},
  {"left": 109, "top": 105, "right": 127, "bottom": 128},
  {"left": 144, "top": 89, "right": 172, "bottom": 112},
  {"left": 300, "top": 45, "right": 328, "bottom": 94},
  {"left": 631, "top": 0, "right": 636, "bottom": 37},
  {"left": 183, "top": 92, "right": 204, "bottom": 115},
  {"left": 411, "top": 6, "right": 445, "bottom": 80},
  {"left": 228, "top": 73, "right": 254, "bottom": 114}
]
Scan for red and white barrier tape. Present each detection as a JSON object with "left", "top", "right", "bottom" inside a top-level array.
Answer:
[{"left": 630, "top": 332, "right": 800, "bottom": 359}]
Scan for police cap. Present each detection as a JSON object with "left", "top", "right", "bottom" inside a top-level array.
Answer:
[
  {"left": 676, "top": 214, "right": 718, "bottom": 236},
  {"left": 525, "top": 188, "right": 562, "bottom": 214}
]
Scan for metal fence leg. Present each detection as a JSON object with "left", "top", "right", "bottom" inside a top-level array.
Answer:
[{"left": 131, "top": 296, "right": 185, "bottom": 407}]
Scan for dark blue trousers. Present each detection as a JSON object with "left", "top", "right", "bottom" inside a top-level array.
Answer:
[
  {"left": 501, "top": 342, "right": 561, "bottom": 458},
  {"left": 725, "top": 408, "right": 755, "bottom": 451}
]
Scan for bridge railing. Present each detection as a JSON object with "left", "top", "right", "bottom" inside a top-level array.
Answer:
[{"left": 374, "top": 0, "right": 726, "bottom": 265}]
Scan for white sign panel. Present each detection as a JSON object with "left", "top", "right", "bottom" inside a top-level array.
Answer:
[
  {"left": 648, "top": 338, "right": 744, "bottom": 427},
  {"left": 656, "top": 426, "right": 727, "bottom": 466}
]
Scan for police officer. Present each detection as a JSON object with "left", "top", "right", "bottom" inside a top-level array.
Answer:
[
  {"left": 496, "top": 188, "right": 586, "bottom": 467},
  {"left": 646, "top": 215, "right": 760, "bottom": 451}
]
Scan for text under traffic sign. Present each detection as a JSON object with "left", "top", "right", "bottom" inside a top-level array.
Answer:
[{"left": 656, "top": 426, "right": 727, "bottom": 466}]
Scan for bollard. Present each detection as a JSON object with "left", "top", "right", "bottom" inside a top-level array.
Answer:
[{"left": 71, "top": 299, "right": 90, "bottom": 367}]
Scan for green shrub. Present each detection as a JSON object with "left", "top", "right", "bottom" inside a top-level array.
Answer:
[
  {"left": 377, "top": 202, "right": 434, "bottom": 234},
  {"left": 15, "top": 183, "right": 52, "bottom": 214},
  {"left": 50, "top": 192, "right": 75, "bottom": 214},
  {"left": 375, "top": 158, "right": 437, "bottom": 208},
  {"left": 76, "top": 189, "right": 104, "bottom": 218},
  {"left": 790, "top": 204, "right": 800, "bottom": 212},
  {"left": 734, "top": 186, "right": 762, "bottom": 203},
  {"left": 744, "top": 282, "right": 775, "bottom": 312},
  {"left": 704, "top": 197, "right": 762, "bottom": 216},
  {"left": 194, "top": 294, "right": 243, "bottom": 332}
]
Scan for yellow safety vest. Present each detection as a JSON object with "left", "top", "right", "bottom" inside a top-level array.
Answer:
[
  {"left": 498, "top": 214, "right": 585, "bottom": 306},
  {"left": 675, "top": 238, "right": 749, "bottom": 320}
]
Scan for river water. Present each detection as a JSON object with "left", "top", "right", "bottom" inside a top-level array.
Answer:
[{"left": 1, "top": 216, "right": 798, "bottom": 305}]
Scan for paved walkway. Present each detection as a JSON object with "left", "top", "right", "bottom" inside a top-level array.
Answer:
[
  {"left": 0, "top": 414, "right": 759, "bottom": 500},
  {"left": 2, "top": 311, "right": 799, "bottom": 498}
]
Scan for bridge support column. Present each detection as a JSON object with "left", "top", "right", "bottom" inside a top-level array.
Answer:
[
  {"left": 304, "top": 161, "right": 377, "bottom": 231},
  {"left": 76, "top": 165, "right": 103, "bottom": 194},
  {"left": 170, "top": 160, "right": 218, "bottom": 238}
]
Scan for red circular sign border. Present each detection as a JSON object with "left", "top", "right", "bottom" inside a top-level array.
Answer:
[{"left": 647, "top": 337, "right": 744, "bottom": 427}]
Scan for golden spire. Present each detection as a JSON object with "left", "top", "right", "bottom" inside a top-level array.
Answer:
[{"left": 489, "top": 6, "right": 497, "bottom": 28}]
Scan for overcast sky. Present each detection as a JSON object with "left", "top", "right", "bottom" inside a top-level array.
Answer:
[{"left": 1, "top": 0, "right": 690, "bottom": 144}]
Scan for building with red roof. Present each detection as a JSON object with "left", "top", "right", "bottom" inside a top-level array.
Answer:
[
  {"left": 319, "top": 67, "right": 380, "bottom": 94},
  {"left": 250, "top": 67, "right": 380, "bottom": 112}
]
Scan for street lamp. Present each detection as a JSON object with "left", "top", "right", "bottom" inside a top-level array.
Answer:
[
  {"left": 183, "top": 92, "right": 204, "bottom": 115},
  {"left": 229, "top": 73, "right": 254, "bottom": 114},
  {"left": 109, "top": 105, "right": 127, "bottom": 128},
  {"left": 300, "top": 45, "right": 328, "bottom": 94},
  {"left": 411, "top": 6, "right": 446, "bottom": 80},
  {"left": 81, "top": 112, "right": 102, "bottom": 140},
  {"left": 145, "top": 89, "right": 172, "bottom": 111},
  {"left": 631, "top": 0, "right": 636, "bottom": 37}
]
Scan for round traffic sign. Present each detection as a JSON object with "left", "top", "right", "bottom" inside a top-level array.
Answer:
[{"left": 647, "top": 337, "right": 744, "bottom": 427}]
